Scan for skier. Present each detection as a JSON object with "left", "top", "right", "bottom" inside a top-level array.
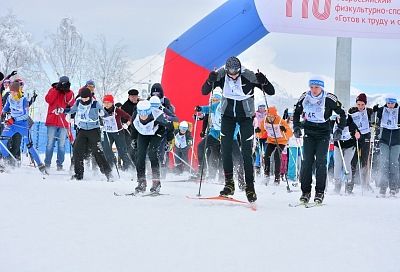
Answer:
[
  {"left": 253, "top": 102, "right": 268, "bottom": 175},
  {"left": 194, "top": 91, "right": 223, "bottom": 180},
  {"left": 122, "top": 89, "right": 140, "bottom": 166},
  {"left": 293, "top": 76, "right": 346, "bottom": 203},
  {"left": 57, "top": 88, "right": 112, "bottom": 181},
  {"left": 0, "top": 81, "right": 46, "bottom": 173},
  {"left": 132, "top": 100, "right": 174, "bottom": 193},
  {"left": 261, "top": 106, "right": 293, "bottom": 185},
  {"left": 150, "top": 83, "right": 175, "bottom": 113},
  {"left": 101, "top": 94, "right": 134, "bottom": 171},
  {"left": 286, "top": 109, "right": 302, "bottom": 186},
  {"left": 44, "top": 76, "right": 75, "bottom": 171},
  {"left": 347, "top": 93, "right": 374, "bottom": 192},
  {"left": 173, "top": 121, "right": 193, "bottom": 174},
  {"left": 375, "top": 96, "right": 400, "bottom": 196},
  {"left": 201, "top": 56, "right": 275, "bottom": 202},
  {"left": 332, "top": 114, "right": 360, "bottom": 194}
]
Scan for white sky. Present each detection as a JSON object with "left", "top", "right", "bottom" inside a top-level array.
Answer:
[{"left": 1, "top": 0, "right": 399, "bottom": 94}]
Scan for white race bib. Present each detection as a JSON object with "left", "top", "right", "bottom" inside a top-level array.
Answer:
[
  {"left": 381, "top": 107, "right": 400, "bottom": 130},
  {"left": 264, "top": 123, "right": 283, "bottom": 138},
  {"left": 350, "top": 110, "right": 370, "bottom": 134},
  {"left": 103, "top": 115, "right": 119, "bottom": 133},
  {"left": 222, "top": 75, "right": 250, "bottom": 101},
  {"left": 174, "top": 133, "right": 187, "bottom": 149},
  {"left": 334, "top": 123, "right": 351, "bottom": 141},
  {"left": 302, "top": 91, "right": 326, "bottom": 123}
]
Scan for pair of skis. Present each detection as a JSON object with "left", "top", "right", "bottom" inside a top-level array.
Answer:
[
  {"left": 288, "top": 202, "right": 325, "bottom": 208},
  {"left": 113, "top": 191, "right": 169, "bottom": 197},
  {"left": 187, "top": 195, "right": 257, "bottom": 211}
]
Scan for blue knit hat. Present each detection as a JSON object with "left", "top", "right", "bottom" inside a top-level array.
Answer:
[
  {"left": 309, "top": 76, "right": 324, "bottom": 90},
  {"left": 386, "top": 95, "right": 397, "bottom": 104}
]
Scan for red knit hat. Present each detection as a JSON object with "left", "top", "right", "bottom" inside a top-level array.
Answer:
[
  {"left": 103, "top": 94, "right": 114, "bottom": 104},
  {"left": 356, "top": 93, "right": 367, "bottom": 104}
]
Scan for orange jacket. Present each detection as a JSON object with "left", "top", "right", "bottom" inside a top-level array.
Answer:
[{"left": 262, "top": 116, "right": 293, "bottom": 145}]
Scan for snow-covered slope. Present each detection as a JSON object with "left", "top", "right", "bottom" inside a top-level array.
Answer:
[{"left": 0, "top": 159, "right": 398, "bottom": 272}]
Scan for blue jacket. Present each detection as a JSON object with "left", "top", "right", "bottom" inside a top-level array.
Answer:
[{"left": 66, "top": 99, "right": 104, "bottom": 130}]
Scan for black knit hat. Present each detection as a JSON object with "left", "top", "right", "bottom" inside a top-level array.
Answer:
[{"left": 80, "top": 87, "right": 92, "bottom": 98}]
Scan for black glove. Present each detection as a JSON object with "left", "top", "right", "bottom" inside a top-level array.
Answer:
[
  {"left": 373, "top": 104, "right": 380, "bottom": 112},
  {"left": 280, "top": 125, "right": 286, "bottom": 133},
  {"left": 255, "top": 127, "right": 261, "bottom": 133},
  {"left": 32, "top": 91, "right": 38, "bottom": 103},
  {"left": 255, "top": 71, "right": 268, "bottom": 85},
  {"left": 294, "top": 127, "right": 302, "bottom": 138},
  {"left": 10, "top": 70, "right": 17, "bottom": 76},
  {"left": 0, "top": 72, "right": 4, "bottom": 81},
  {"left": 283, "top": 108, "right": 288, "bottom": 120},
  {"left": 200, "top": 131, "right": 206, "bottom": 138},
  {"left": 208, "top": 71, "right": 218, "bottom": 83},
  {"left": 195, "top": 106, "right": 202, "bottom": 112},
  {"left": 332, "top": 128, "right": 343, "bottom": 141}
]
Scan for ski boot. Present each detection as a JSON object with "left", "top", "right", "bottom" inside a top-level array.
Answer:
[
  {"left": 345, "top": 181, "right": 354, "bottom": 194},
  {"left": 379, "top": 187, "right": 386, "bottom": 198},
  {"left": 245, "top": 183, "right": 257, "bottom": 203},
  {"left": 299, "top": 192, "right": 311, "bottom": 203},
  {"left": 255, "top": 166, "right": 261, "bottom": 176},
  {"left": 220, "top": 178, "right": 235, "bottom": 196},
  {"left": 106, "top": 173, "right": 114, "bottom": 182},
  {"left": 389, "top": 189, "right": 396, "bottom": 197},
  {"left": 314, "top": 192, "right": 325, "bottom": 204},
  {"left": 135, "top": 180, "right": 147, "bottom": 193},
  {"left": 56, "top": 165, "right": 63, "bottom": 171},
  {"left": 71, "top": 174, "right": 83, "bottom": 181},
  {"left": 274, "top": 176, "right": 280, "bottom": 186},
  {"left": 38, "top": 164, "right": 49, "bottom": 175},
  {"left": 150, "top": 180, "right": 161, "bottom": 193},
  {"left": 334, "top": 180, "right": 342, "bottom": 194}
]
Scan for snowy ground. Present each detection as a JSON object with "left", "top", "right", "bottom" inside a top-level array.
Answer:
[{"left": 0, "top": 158, "right": 399, "bottom": 272}]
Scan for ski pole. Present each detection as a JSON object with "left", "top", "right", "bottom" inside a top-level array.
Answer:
[
  {"left": 356, "top": 139, "right": 363, "bottom": 196},
  {"left": 190, "top": 114, "right": 199, "bottom": 174},
  {"left": 197, "top": 84, "right": 215, "bottom": 197},
  {"left": 336, "top": 140, "right": 349, "bottom": 193},
  {"left": 170, "top": 150, "right": 196, "bottom": 172},
  {"left": 0, "top": 140, "right": 18, "bottom": 162}
]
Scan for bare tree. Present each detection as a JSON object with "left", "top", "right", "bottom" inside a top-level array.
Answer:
[
  {"left": 47, "top": 18, "right": 85, "bottom": 85},
  {"left": 85, "top": 36, "right": 132, "bottom": 100}
]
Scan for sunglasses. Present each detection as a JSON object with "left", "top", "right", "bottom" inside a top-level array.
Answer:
[{"left": 226, "top": 68, "right": 240, "bottom": 76}]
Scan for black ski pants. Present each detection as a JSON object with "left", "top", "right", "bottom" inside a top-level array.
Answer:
[
  {"left": 264, "top": 143, "right": 285, "bottom": 179},
  {"left": 103, "top": 131, "right": 134, "bottom": 170},
  {"left": 221, "top": 115, "right": 254, "bottom": 186},
  {"left": 73, "top": 128, "right": 111, "bottom": 179},
  {"left": 300, "top": 134, "right": 329, "bottom": 194},
  {"left": 351, "top": 137, "right": 370, "bottom": 184},
  {"left": 136, "top": 134, "right": 162, "bottom": 182}
]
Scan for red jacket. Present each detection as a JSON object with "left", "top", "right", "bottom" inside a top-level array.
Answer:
[{"left": 45, "top": 87, "right": 75, "bottom": 127}]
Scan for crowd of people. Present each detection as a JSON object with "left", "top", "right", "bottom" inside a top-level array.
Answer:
[{"left": 0, "top": 56, "right": 399, "bottom": 204}]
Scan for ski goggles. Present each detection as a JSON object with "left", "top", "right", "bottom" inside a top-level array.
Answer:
[
  {"left": 226, "top": 68, "right": 240, "bottom": 76},
  {"left": 137, "top": 108, "right": 152, "bottom": 116}
]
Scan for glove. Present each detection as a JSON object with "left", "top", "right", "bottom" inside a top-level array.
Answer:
[
  {"left": 131, "top": 139, "right": 138, "bottom": 149},
  {"left": 6, "top": 117, "right": 15, "bottom": 126},
  {"left": 373, "top": 104, "right": 379, "bottom": 112},
  {"left": 333, "top": 128, "right": 343, "bottom": 141},
  {"left": 255, "top": 71, "right": 268, "bottom": 85},
  {"left": 208, "top": 71, "right": 218, "bottom": 83},
  {"left": 195, "top": 106, "right": 202, "bottom": 112},
  {"left": 10, "top": 70, "right": 17, "bottom": 77},
  {"left": 53, "top": 108, "right": 64, "bottom": 115},
  {"left": 255, "top": 127, "right": 261, "bottom": 133},
  {"left": 31, "top": 91, "right": 38, "bottom": 103},
  {"left": 188, "top": 140, "right": 193, "bottom": 146},
  {"left": 122, "top": 123, "right": 129, "bottom": 130},
  {"left": 280, "top": 125, "right": 286, "bottom": 133},
  {"left": 165, "top": 142, "right": 173, "bottom": 152},
  {"left": 200, "top": 131, "right": 206, "bottom": 138},
  {"left": 293, "top": 127, "right": 302, "bottom": 138}
]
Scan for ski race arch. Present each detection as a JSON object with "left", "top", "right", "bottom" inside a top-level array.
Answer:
[{"left": 161, "top": 0, "right": 400, "bottom": 130}]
